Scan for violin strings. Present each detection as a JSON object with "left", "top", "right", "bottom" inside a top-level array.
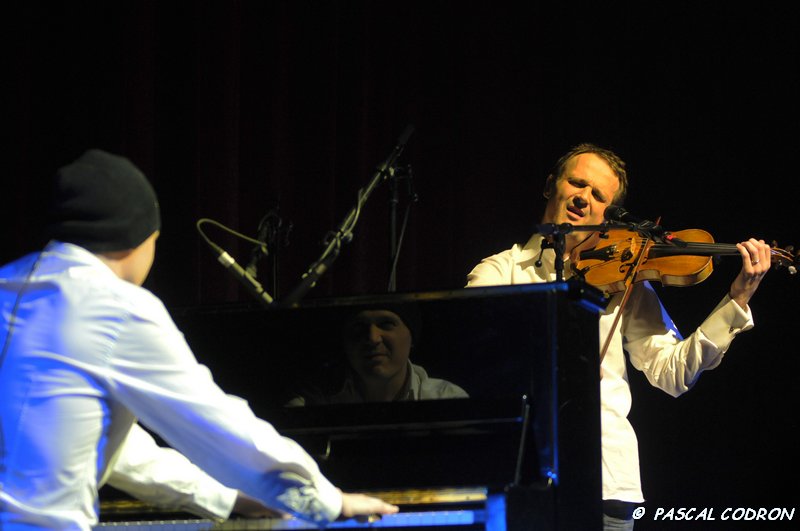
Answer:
[{"left": 613, "top": 239, "right": 791, "bottom": 262}]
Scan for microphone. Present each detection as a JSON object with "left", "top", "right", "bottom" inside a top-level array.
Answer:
[
  {"left": 604, "top": 205, "right": 686, "bottom": 246},
  {"left": 376, "top": 124, "right": 415, "bottom": 177},
  {"left": 208, "top": 241, "right": 274, "bottom": 307},
  {"left": 604, "top": 205, "right": 651, "bottom": 225}
]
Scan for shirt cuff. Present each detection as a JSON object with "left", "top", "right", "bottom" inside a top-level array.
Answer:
[
  {"left": 189, "top": 481, "right": 239, "bottom": 521},
  {"left": 700, "top": 295, "right": 754, "bottom": 347},
  {"left": 314, "top": 475, "right": 343, "bottom": 524}
]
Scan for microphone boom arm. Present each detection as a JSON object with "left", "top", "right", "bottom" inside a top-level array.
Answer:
[{"left": 281, "top": 124, "right": 415, "bottom": 307}]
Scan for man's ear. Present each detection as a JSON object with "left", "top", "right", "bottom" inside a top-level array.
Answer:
[{"left": 543, "top": 174, "right": 554, "bottom": 199}]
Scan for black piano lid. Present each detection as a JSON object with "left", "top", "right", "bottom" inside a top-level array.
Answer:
[
  {"left": 169, "top": 281, "right": 604, "bottom": 493},
  {"left": 170, "top": 281, "right": 605, "bottom": 406}
]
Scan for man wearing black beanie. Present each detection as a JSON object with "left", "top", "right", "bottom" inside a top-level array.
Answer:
[
  {"left": 0, "top": 149, "right": 397, "bottom": 530},
  {"left": 285, "top": 305, "right": 469, "bottom": 406},
  {"left": 45, "top": 148, "right": 162, "bottom": 253}
]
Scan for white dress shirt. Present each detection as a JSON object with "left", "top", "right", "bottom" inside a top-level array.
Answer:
[
  {"left": 0, "top": 242, "right": 341, "bottom": 530},
  {"left": 104, "top": 423, "right": 237, "bottom": 520},
  {"left": 286, "top": 361, "right": 469, "bottom": 406},
  {"left": 466, "top": 234, "right": 753, "bottom": 503}
]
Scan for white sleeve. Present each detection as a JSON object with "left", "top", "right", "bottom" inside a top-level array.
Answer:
[
  {"left": 106, "top": 423, "right": 238, "bottom": 521},
  {"left": 624, "top": 282, "right": 754, "bottom": 397},
  {"left": 101, "top": 290, "right": 343, "bottom": 525}
]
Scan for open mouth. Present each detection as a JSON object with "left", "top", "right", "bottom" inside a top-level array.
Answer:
[{"left": 567, "top": 205, "right": 585, "bottom": 218}]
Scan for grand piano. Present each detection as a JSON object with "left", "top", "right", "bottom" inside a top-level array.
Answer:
[{"left": 97, "top": 281, "right": 606, "bottom": 531}]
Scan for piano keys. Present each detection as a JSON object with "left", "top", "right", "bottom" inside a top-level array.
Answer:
[
  {"left": 94, "top": 509, "right": 495, "bottom": 530},
  {"left": 96, "top": 488, "right": 506, "bottom": 530}
]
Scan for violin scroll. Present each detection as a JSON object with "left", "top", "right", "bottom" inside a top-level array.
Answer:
[{"left": 770, "top": 241, "right": 798, "bottom": 275}]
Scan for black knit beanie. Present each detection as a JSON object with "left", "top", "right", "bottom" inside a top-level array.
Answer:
[
  {"left": 384, "top": 303, "right": 422, "bottom": 343},
  {"left": 341, "top": 303, "right": 422, "bottom": 343},
  {"left": 45, "top": 149, "right": 161, "bottom": 253}
]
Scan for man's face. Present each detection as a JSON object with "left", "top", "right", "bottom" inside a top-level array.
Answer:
[
  {"left": 542, "top": 153, "right": 620, "bottom": 227},
  {"left": 343, "top": 310, "right": 412, "bottom": 383}
]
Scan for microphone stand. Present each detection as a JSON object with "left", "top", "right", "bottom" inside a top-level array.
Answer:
[
  {"left": 387, "top": 164, "right": 416, "bottom": 292},
  {"left": 281, "top": 124, "right": 415, "bottom": 307},
  {"left": 535, "top": 223, "right": 586, "bottom": 282},
  {"left": 388, "top": 168, "right": 399, "bottom": 291},
  {"left": 244, "top": 207, "right": 291, "bottom": 300}
]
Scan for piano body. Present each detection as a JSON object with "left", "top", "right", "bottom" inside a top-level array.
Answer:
[{"left": 98, "top": 282, "right": 606, "bottom": 530}]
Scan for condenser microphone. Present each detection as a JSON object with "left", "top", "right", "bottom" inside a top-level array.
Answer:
[
  {"left": 604, "top": 205, "right": 649, "bottom": 225},
  {"left": 209, "top": 242, "right": 274, "bottom": 306},
  {"left": 604, "top": 205, "right": 685, "bottom": 246}
]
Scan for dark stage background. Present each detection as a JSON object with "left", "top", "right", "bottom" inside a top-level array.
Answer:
[{"left": 4, "top": 2, "right": 798, "bottom": 528}]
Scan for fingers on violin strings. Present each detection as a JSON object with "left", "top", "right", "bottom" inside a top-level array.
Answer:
[
  {"left": 737, "top": 241, "right": 755, "bottom": 267},
  {"left": 760, "top": 239, "right": 772, "bottom": 267},
  {"left": 753, "top": 238, "right": 771, "bottom": 268},
  {"left": 743, "top": 239, "right": 771, "bottom": 272},
  {"left": 737, "top": 241, "right": 761, "bottom": 270}
]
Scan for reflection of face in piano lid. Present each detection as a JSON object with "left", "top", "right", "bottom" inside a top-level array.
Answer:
[{"left": 343, "top": 309, "right": 412, "bottom": 386}]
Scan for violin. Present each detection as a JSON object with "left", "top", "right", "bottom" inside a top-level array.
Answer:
[{"left": 573, "top": 228, "right": 799, "bottom": 295}]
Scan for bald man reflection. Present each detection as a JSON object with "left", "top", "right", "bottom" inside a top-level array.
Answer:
[{"left": 286, "top": 309, "right": 468, "bottom": 406}]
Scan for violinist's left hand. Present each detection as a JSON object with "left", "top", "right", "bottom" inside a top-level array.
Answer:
[{"left": 729, "top": 238, "right": 771, "bottom": 309}]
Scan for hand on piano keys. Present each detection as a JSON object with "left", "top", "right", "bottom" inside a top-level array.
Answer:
[
  {"left": 231, "top": 489, "right": 398, "bottom": 522},
  {"left": 339, "top": 490, "right": 399, "bottom": 521}
]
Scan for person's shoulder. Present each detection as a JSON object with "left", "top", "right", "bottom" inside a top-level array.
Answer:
[
  {"left": 411, "top": 363, "right": 469, "bottom": 399},
  {"left": 54, "top": 248, "right": 167, "bottom": 318},
  {"left": 76, "top": 262, "right": 160, "bottom": 304},
  {"left": 0, "top": 254, "right": 43, "bottom": 294},
  {"left": 517, "top": 233, "right": 544, "bottom": 254},
  {"left": 423, "top": 377, "right": 470, "bottom": 399},
  {"left": 489, "top": 234, "right": 541, "bottom": 260}
]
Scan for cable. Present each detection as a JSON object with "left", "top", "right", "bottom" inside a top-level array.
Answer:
[
  {"left": 196, "top": 218, "right": 273, "bottom": 306},
  {"left": 0, "top": 250, "right": 44, "bottom": 479},
  {"left": 196, "top": 218, "right": 267, "bottom": 252}
]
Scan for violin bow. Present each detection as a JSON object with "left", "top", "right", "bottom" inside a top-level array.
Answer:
[{"left": 598, "top": 218, "right": 661, "bottom": 368}]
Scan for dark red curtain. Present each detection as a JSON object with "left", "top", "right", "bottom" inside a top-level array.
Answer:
[
  {"left": 7, "top": 2, "right": 798, "bottom": 307},
  {"left": 6, "top": 1, "right": 555, "bottom": 305}
]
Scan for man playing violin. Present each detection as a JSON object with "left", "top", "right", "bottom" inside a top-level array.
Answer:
[{"left": 465, "top": 143, "right": 771, "bottom": 530}]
